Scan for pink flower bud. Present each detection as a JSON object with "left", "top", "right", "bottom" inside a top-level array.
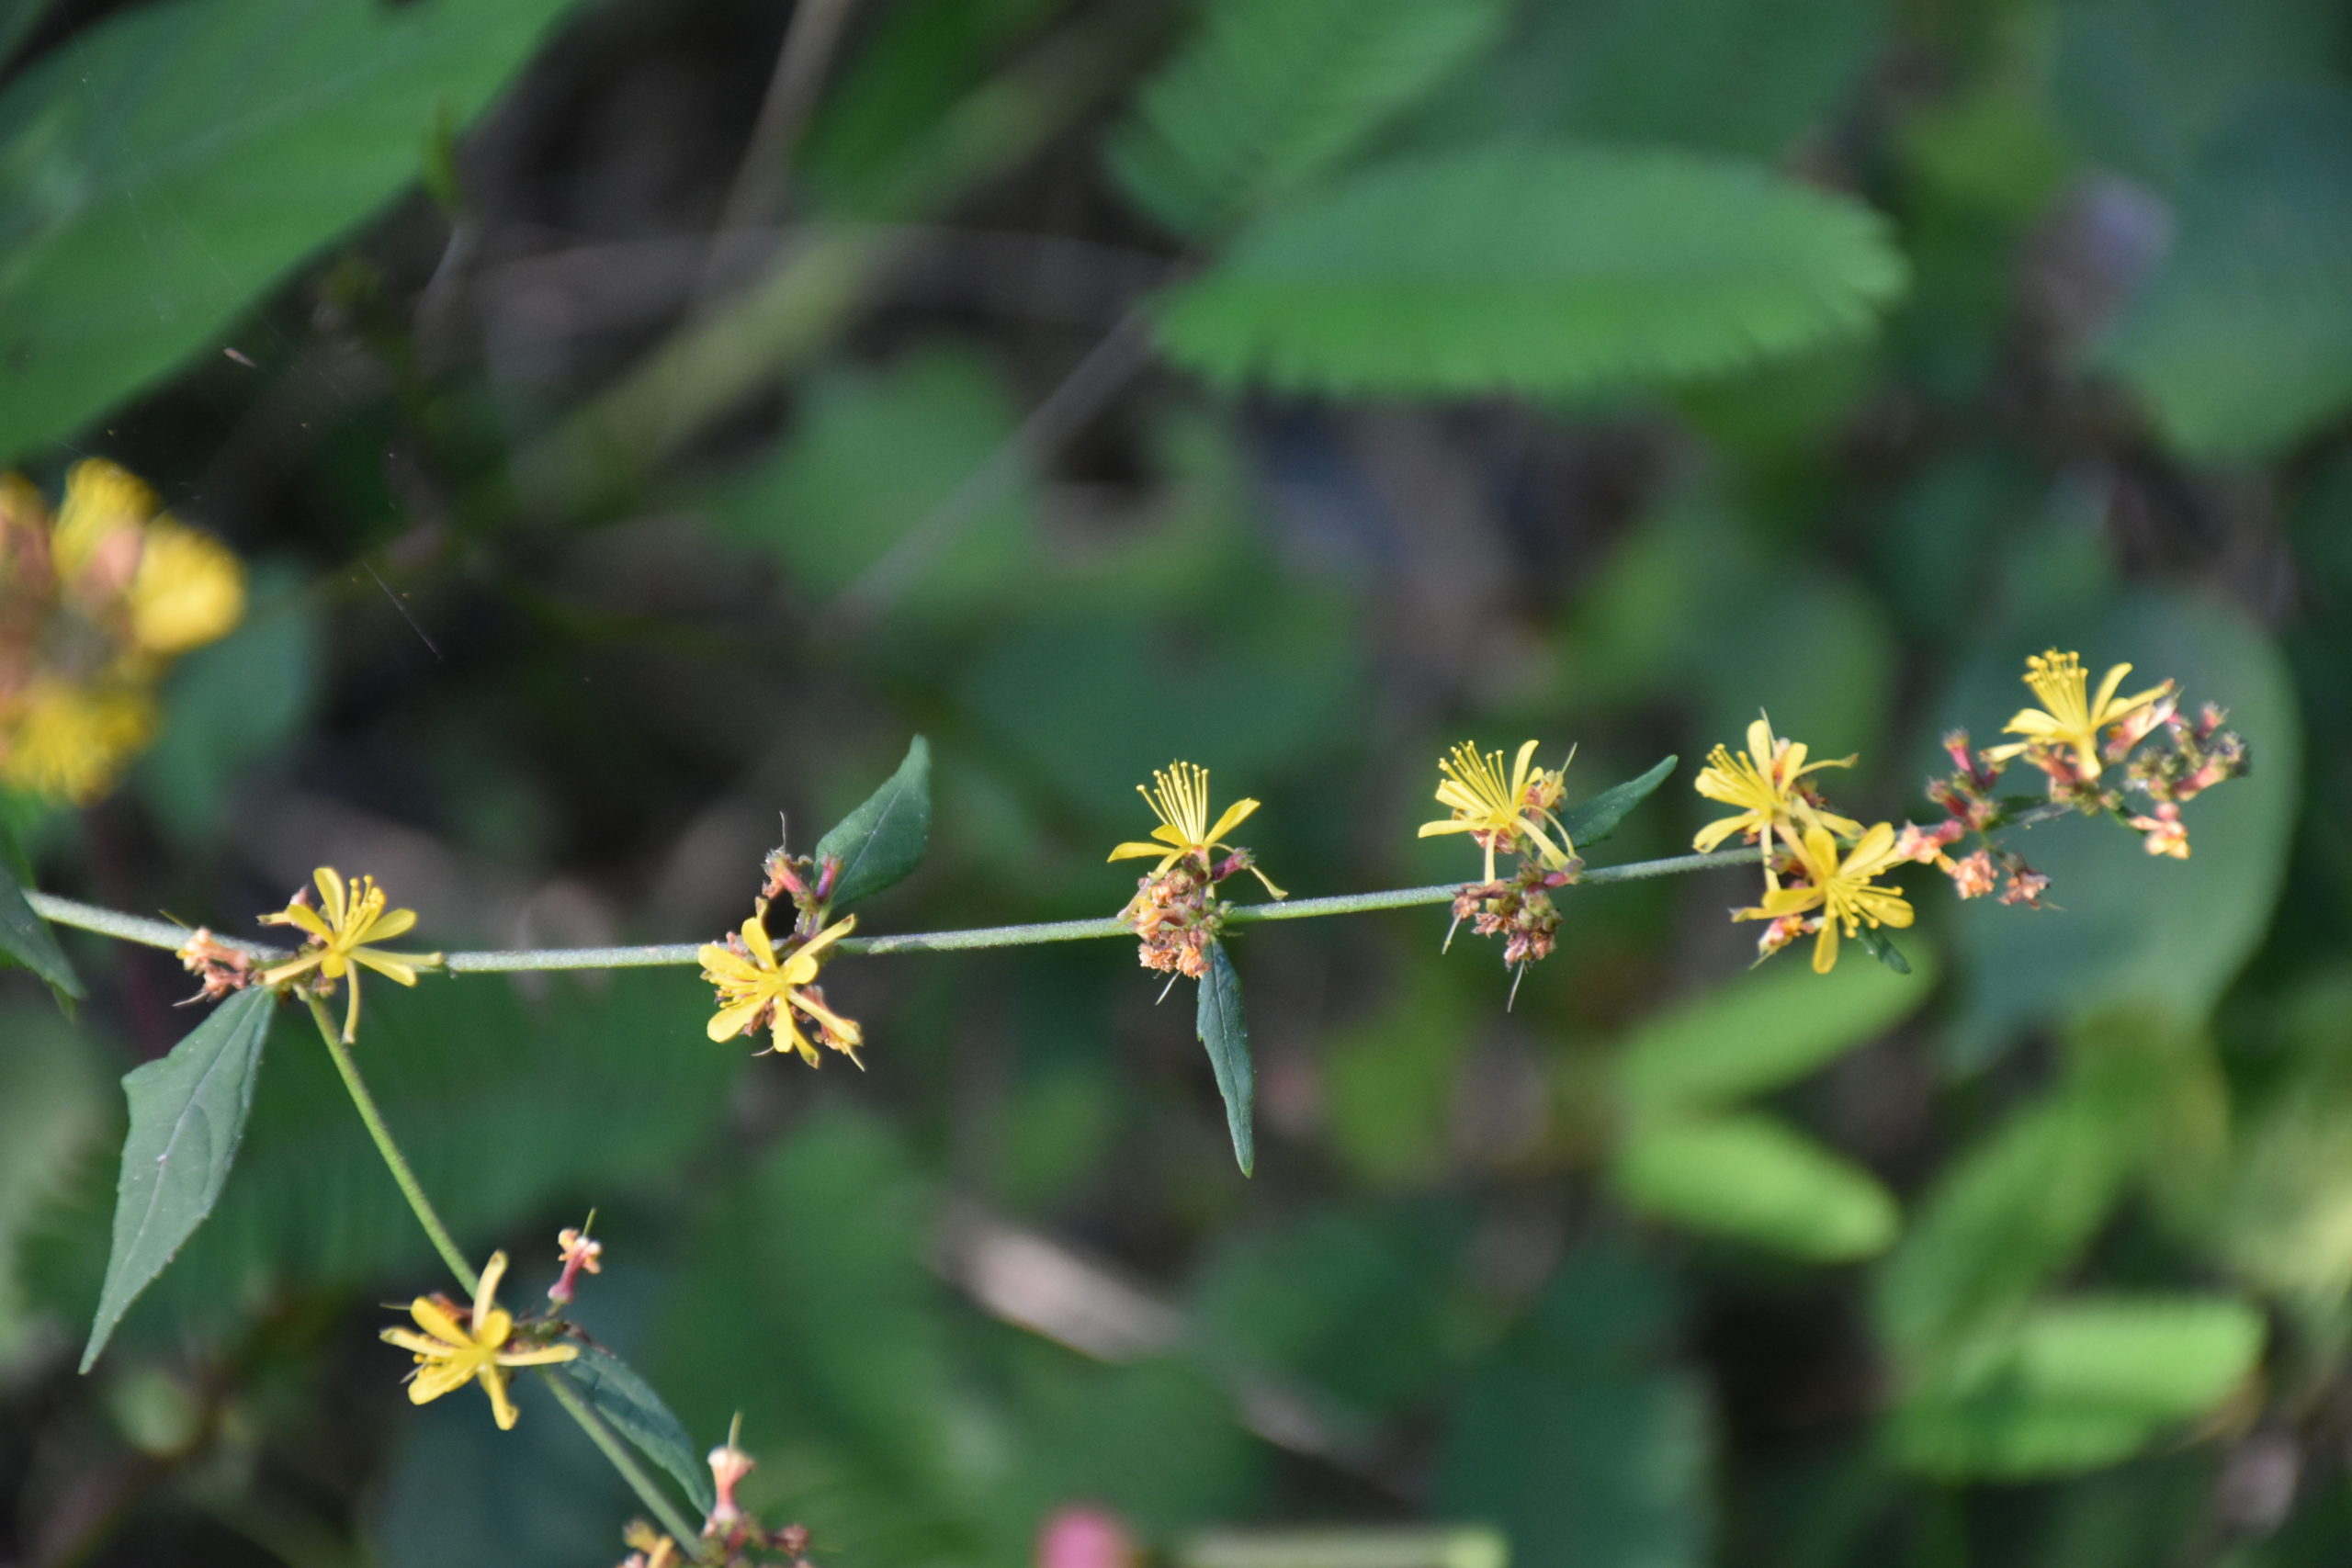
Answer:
[{"left": 1035, "top": 1506, "right": 1139, "bottom": 1568}]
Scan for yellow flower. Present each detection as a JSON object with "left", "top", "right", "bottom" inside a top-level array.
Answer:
[
  {"left": 1107, "top": 761, "right": 1286, "bottom": 897},
  {"left": 258, "top": 867, "right": 442, "bottom": 1042},
  {"left": 1691, "top": 714, "right": 1862, "bottom": 853},
  {"left": 1418, "top": 739, "right": 1573, "bottom": 883},
  {"left": 1984, "top": 649, "right": 2170, "bottom": 781},
  {"left": 127, "top": 519, "right": 244, "bottom": 656},
  {"left": 49, "top": 459, "right": 155, "bottom": 581},
  {"left": 700, "top": 910, "right": 863, "bottom": 1066},
  {"left": 0, "top": 676, "right": 155, "bottom": 804},
  {"left": 1737, "top": 822, "right": 1914, "bottom": 975},
  {"left": 380, "top": 1250, "right": 578, "bottom": 1431}
]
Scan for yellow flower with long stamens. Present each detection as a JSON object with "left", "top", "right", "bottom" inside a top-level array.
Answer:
[
  {"left": 1418, "top": 739, "right": 1574, "bottom": 883},
  {"left": 700, "top": 909, "right": 863, "bottom": 1066},
  {"left": 379, "top": 1250, "right": 578, "bottom": 1431},
  {"left": 1691, "top": 714, "right": 1863, "bottom": 853},
  {"left": 0, "top": 676, "right": 155, "bottom": 805},
  {"left": 1107, "top": 761, "right": 1286, "bottom": 897},
  {"left": 258, "top": 868, "right": 442, "bottom": 1042},
  {"left": 1984, "top": 649, "right": 2171, "bottom": 781},
  {"left": 1736, "top": 823, "right": 1914, "bottom": 975}
]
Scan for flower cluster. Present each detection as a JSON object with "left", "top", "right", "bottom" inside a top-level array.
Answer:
[
  {"left": 617, "top": 1427, "right": 815, "bottom": 1568},
  {"left": 1110, "top": 761, "right": 1283, "bottom": 981},
  {"left": 700, "top": 834, "right": 865, "bottom": 1066},
  {"left": 0, "top": 461, "right": 244, "bottom": 803},
  {"left": 1419, "top": 739, "right": 1581, "bottom": 987},
  {"left": 380, "top": 1248, "right": 578, "bottom": 1431}
]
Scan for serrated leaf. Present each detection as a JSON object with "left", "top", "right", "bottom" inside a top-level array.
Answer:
[
  {"left": 1197, "top": 942, "right": 1254, "bottom": 1176},
  {"left": 1612, "top": 1111, "right": 1898, "bottom": 1261},
  {"left": 82, "top": 987, "right": 274, "bottom": 1371},
  {"left": 814, "top": 737, "right": 932, "bottom": 910},
  {"left": 1894, "top": 1296, "right": 2265, "bottom": 1479},
  {"left": 1106, "top": 0, "right": 1509, "bottom": 237},
  {"left": 1616, "top": 942, "right": 1934, "bottom": 1113},
  {"left": 1560, "top": 754, "right": 1676, "bottom": 851},
  {"left": 1153, "top": 145, "right": 1907, "bottom": 398},
  {"left": 0, "top": 846, "right": 81, "bottom": 997},
  {"left": 0, "top": 0, "right": 589, "bottom": 463},
  {"left": 559, "top": 1344, "right": 716, "bottom": 1515}
]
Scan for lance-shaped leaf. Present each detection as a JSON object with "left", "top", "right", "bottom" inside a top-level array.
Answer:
[
  {"left": 1560, "top": 755, "right": 1677, "bottom": 852},
  {"left": 556, "top": 1345, "right": 716, "bottom": 1514},
  {"left": 1612, "top": 1111, "right": 1899, "bottom": 1261},
  {"left": 1198, "top": 941, "right": 1255, "bottom": 1176},
  {"left": 82, "top": 987, "right": 275, "bottom": 1370},
  {"left": 0, "top": 844, "right": 82, "bottom": 998},
  {"left": 813, "top": 736, "right": 932, "bottom": 911}
]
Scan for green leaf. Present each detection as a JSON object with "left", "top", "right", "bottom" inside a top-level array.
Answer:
[
  {"left": 814, "top": 736, "right": 933, "bottom": 911},
  {"left": 1197, "top": 941, "right": 1255, "bottom": 1176},
  {"left": 0, "top": 841, "right": 80, "bottom": 998},
  {"left": 1856, "top": 924, "right": 1912, "bottom": 975},
  {"left": 81, "top": 987, "right": 274, "bottom": 1371},
  {"left": 2091, "top": 90, "right": 2352, "bottom": 459},
  {"left": 1873, "top": 1097, "right": 2126, "bottom": 1361},
  {"left": 1106, "top": 0, "right": 1509, "bottom": 237},
  {"left": 1611, "top": 1112, "right": 1899, "bottom": 1261},
  {"left": 1894, "top": 1296, "right": 2266, "bottom": 1479},
  {"left": 1615, "top": 942, "right": 1934, "bottom": 1113},
  {"left": 1560, "top": 754, "right": 1677, "bottom": 852},
  {"left": 0, "top": 0, "right": 587, "bottom": 463},
  {"left": 1152, "top": 145, "right": 1907, "bottom": 398},
  {"left": 558, "top": 1345, "right": 716, "bottom": 1516}
]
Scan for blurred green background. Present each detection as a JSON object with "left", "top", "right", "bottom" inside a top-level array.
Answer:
[{"left": 3, "top": 0, "right": 2350, "bottom": 1562}]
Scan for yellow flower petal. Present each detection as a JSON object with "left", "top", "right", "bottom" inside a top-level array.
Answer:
[
  {"left": 1204, "top": 796, "right": 1260, "bottom": 845},
  {"left": 410, "top": 1358, "right": 477, "bottom": 1404},
  {"left": 480, "top": 1365, "right": 520, "bottom": 1430},
  {"left": 353, "top": 950, "right": 423, "bottom": 987}
]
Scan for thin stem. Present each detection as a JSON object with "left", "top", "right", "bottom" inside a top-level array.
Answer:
[
  {"left": 540, "top": 1371, "right": 707, "bottom": 1551},
  {"left": 26, "top": 892, "right": 285, "bottom": 959},
  {"left": 303, "top": 995, "right": 476, "bottom": 1293}
]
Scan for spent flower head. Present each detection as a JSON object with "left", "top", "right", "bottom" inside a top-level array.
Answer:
[
  {"left": 700, "top": 907, "right": 862, "bottom": 1066},
  {"left": 1419, "top": 739, "right": 1576, "bottom": 883},
  {"left": 379, "top": 1250, "right": 578, "bottom": 1431},
  {"left": 257, "top": 867, "right": 442, "bottom": 1042},
  {"left": 548, "top": 1218, "right": 603, "bottom": 1305},
  {"left": 1107, "top": 761, "right": 1285, "bottom": 899},
  {"left": 1984, "top": 649, "right": 2171, "bottom": 783},
  {"left": 1737, "top": 823, "right": 1915, "bottom": 975}
]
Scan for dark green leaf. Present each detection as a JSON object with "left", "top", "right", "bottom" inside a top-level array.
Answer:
[
  {"left": 814, "top": 736, "right": 933, "bottom": 911},
  {"left": 1559, "top": 754, "right": 1677, "bottom": 851},
  {"left": 1612, "top": 1111, "right": 1899, "bottom": 1261},
  {"left": 0, "top": 0, "right": 589, "bottom": 463},
  {"left": 0, "top": 843, "right": 80, "bottom": 998},
  {"left": 1153, "top": 145, "right": 1907, "bottom": 398},
  {"left": 1197, "top": 941, "right": 1254, "bottom": 1176},
  {"left": 1856, "top": 924, "right": 1912, "bottom": 975},
  {"left": 557, "top": 1345, "right": 716, "bottom": 1515},
  {"left": 82, "top": 987, "right": 274, "bottom": 1371}
]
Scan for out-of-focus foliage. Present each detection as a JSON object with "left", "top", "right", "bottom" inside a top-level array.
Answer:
[{"left": 2, "top": 0, "right": 2349, "bottom": 1562}]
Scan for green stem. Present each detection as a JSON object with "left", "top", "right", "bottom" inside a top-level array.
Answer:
[
  {"left": 303, "top": 995, "right": 476, "bottom": 1293},
  {"left": 540, "top": 1371, "right": 707, "bottom": 1551},
  {"left": 26, "top": 892, "right": 285, "bottom": 959}
]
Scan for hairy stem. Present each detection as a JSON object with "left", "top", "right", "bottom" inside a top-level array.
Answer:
[
  {"left": 541, "top": 1371, "right": 707, "bottom": 1551},
  {"left": 303, "top": 995, "right": 476, "bottom": 1292}
]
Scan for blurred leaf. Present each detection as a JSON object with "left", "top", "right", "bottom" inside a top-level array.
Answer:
[
  {"left": 82, "top": 987, "right": 274, "bottom": 1371},
  {"left": 2052, "top": 0, "right": 2344, "bottom": 189},
  {"left": 138, "top": 571, "right": 321, "bottom": 847},
  {"left": 1856, "top": 925, "right": 1912, "bottom": 975},
  {"left": 707, "top": 347, "right": 1041, "bottom": 618},
  {"left": 1894, "top": 1296, "right": 2265, "bottom": 1479},
  {"left": 376, "top": 1370, "right": 632, "bottom": 1568},
  {"left": 816, "top": 735, "right": 932, "bottom": 912},
  {"left": 1561, "top": 754, "right": 1677, "bottom": 852},
  {"left": 1946, "top": 593, "right": 2300, "bottom": 1062},
  {"left": 1155, "top": 145, "right": 1906, "bottom": 398},
  {"left": 0, "top": 0, "right": 587, "bottom": 463},
  {"left": 1322, "top": 968, "right": 1476, "bottom": 1186},
  {"left": 0, "top": 1005, "right": 105, "bottom": 1365},
  {"left": 1197, "top": 942, "right": 1254, "bottom": 1176},
  {"left": 1616, "top": 941, "right": 1934, "bottom": 1114},
  {"left": 1874, "top": 1097, "right": 2125, "bottom": 1362},
  {"left": 2216, "top": 975, "right": 2352, "bottom": 1305},
  {"left": 2093, "top": 90, "right": 2352, "bottom": 459},
  {"left": 559, "top": 1345, "right": 716, "bottom": 1517},
  {"left": 1612, "top": 1111, "right": 1899, "bottom": 1261},
  {"left": 0, "top": 837, "right": 79, "bottom": 997},
  {"left": 1106, "top": 0, "right": 1508, "bottom": 237}
]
